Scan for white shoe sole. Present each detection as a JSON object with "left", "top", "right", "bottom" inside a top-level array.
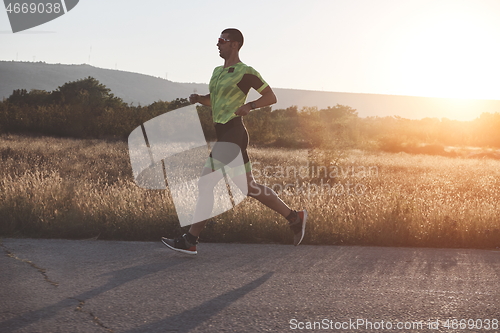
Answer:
[{"left": 295, "top": 210, "right": 308, "bottom": 246}]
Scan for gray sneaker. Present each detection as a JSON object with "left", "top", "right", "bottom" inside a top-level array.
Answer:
[
  {"left": 161, "top": 234, "right": 198, "bottom": 255},
  {"left": 289, "top": 210, "right": 308, "bottom": 246}
]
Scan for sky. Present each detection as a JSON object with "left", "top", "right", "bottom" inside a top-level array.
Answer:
[{"left": 2, "top": 0, "right": 500, "bottom": 114}]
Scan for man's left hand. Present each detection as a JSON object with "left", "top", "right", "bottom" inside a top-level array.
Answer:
[{"left": 234, "top": 103, "right": 252, "bottom": 117}]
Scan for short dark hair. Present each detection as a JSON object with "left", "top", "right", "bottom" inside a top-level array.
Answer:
[{"left": 222, "top": 28, "right": 244, "bottom": 49}]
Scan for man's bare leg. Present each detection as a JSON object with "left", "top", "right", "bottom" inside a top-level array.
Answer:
[
  {"left": 188, "top": 167, "right": 221, "bottom": 237},
  {"left": 244, "top": 170, "right": 307, "bottom": 246},
  {"left": 245, "top": 171, "right": 292, "bottom": 217},
  {"left": 188, "top": 220, "right": 208, "bottom": 238},
  {"left": 189, "top": 170, "right": 291, "bottom": 237},
  {"left": 164, "top": 167, "right": 307, "bottom": 253}
]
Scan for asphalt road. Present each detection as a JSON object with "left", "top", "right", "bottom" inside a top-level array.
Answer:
[{"left": 1, "top": 238, "right": 499, "bottom": 333}]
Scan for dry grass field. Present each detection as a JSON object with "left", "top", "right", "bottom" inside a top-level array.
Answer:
[{"left": 1, "top": 134, "right": 499, "bottom": 248}]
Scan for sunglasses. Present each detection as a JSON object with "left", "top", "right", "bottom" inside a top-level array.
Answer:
[{"left": 218, "top": 37, "right": 232, "bottom": 44}]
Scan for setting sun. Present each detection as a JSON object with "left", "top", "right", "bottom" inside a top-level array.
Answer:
[{"left": 392, "top": 1, "right": 500, "bottom": 100}]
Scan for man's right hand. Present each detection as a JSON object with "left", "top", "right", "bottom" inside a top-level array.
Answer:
[{"left": 189, "top": 94, "right": 200, "bottom": 104}]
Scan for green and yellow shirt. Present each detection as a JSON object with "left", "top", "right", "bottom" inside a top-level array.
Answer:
[{"left": 209, "top": 62, "right": 268, "bottom": 124}]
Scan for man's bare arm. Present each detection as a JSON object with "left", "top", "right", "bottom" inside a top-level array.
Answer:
[
  {"left": 234, "top": 86, "right": 277, "bottom": 116},
  {"left": 189, "top": 94, "right": 211, "bottom": 106}
]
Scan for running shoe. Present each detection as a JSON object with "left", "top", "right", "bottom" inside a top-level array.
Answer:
[
  {"left": 289, "top": 209, "right": 308, "bottom": 246},
  {"left": 161, "top": 234, "right": 198, "bottom": 255}
]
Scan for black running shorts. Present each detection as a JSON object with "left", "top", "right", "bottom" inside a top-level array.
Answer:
[{"left": 207, "top": 116, "right": 251, "bottom": 173}]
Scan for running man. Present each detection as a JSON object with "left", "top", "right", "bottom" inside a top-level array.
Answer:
[{"left": 162, "top": 28, "right": 307, "bottom": 254}]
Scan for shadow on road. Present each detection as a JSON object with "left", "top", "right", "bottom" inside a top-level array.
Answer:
[
  {"left": 123, "top": 271, "right": 274, "bottom": 333},
  {"left": 0, "top": 258, "right": 189, "bottom": 332}
]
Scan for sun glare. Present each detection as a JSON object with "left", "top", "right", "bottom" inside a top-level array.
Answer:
[{"left": 393, "top": 2, "right": 500, "bottom": 102}]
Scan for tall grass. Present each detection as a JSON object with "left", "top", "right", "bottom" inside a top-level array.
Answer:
[
  {"left": 0, "top": 135, "right": 181, "bottom": 239},
  {"left": 1, "top": 134, "right": 499, "bottom": 248}
]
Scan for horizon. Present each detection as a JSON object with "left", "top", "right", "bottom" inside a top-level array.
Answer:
[
  {"left": 2, "top": 0, "right": 500, "bottom": 121},
  {"left": 4, "top": 59, "right": 500, "bottom": 103},
  {"left": 3, "top": 59, "right": 500, "bottom": 122}
]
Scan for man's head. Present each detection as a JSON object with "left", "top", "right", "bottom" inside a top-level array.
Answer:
[
  {"left": 221, "top": 28, "right": 244, "bottom": 49},
  {"left": 217, "top": 28, "right": 244, "bottom": 59}
]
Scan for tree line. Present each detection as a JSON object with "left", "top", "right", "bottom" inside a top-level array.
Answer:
[{"left": 1, "top": 76, "right": 500, "bottom": 151}]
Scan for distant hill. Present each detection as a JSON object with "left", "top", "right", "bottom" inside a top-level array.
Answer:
[
  {"left": 0, "top": 61, "right": 208, "bottom": 106},
  {"left": 1, "top": 61, "right": 499, "bottom": 120}
]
